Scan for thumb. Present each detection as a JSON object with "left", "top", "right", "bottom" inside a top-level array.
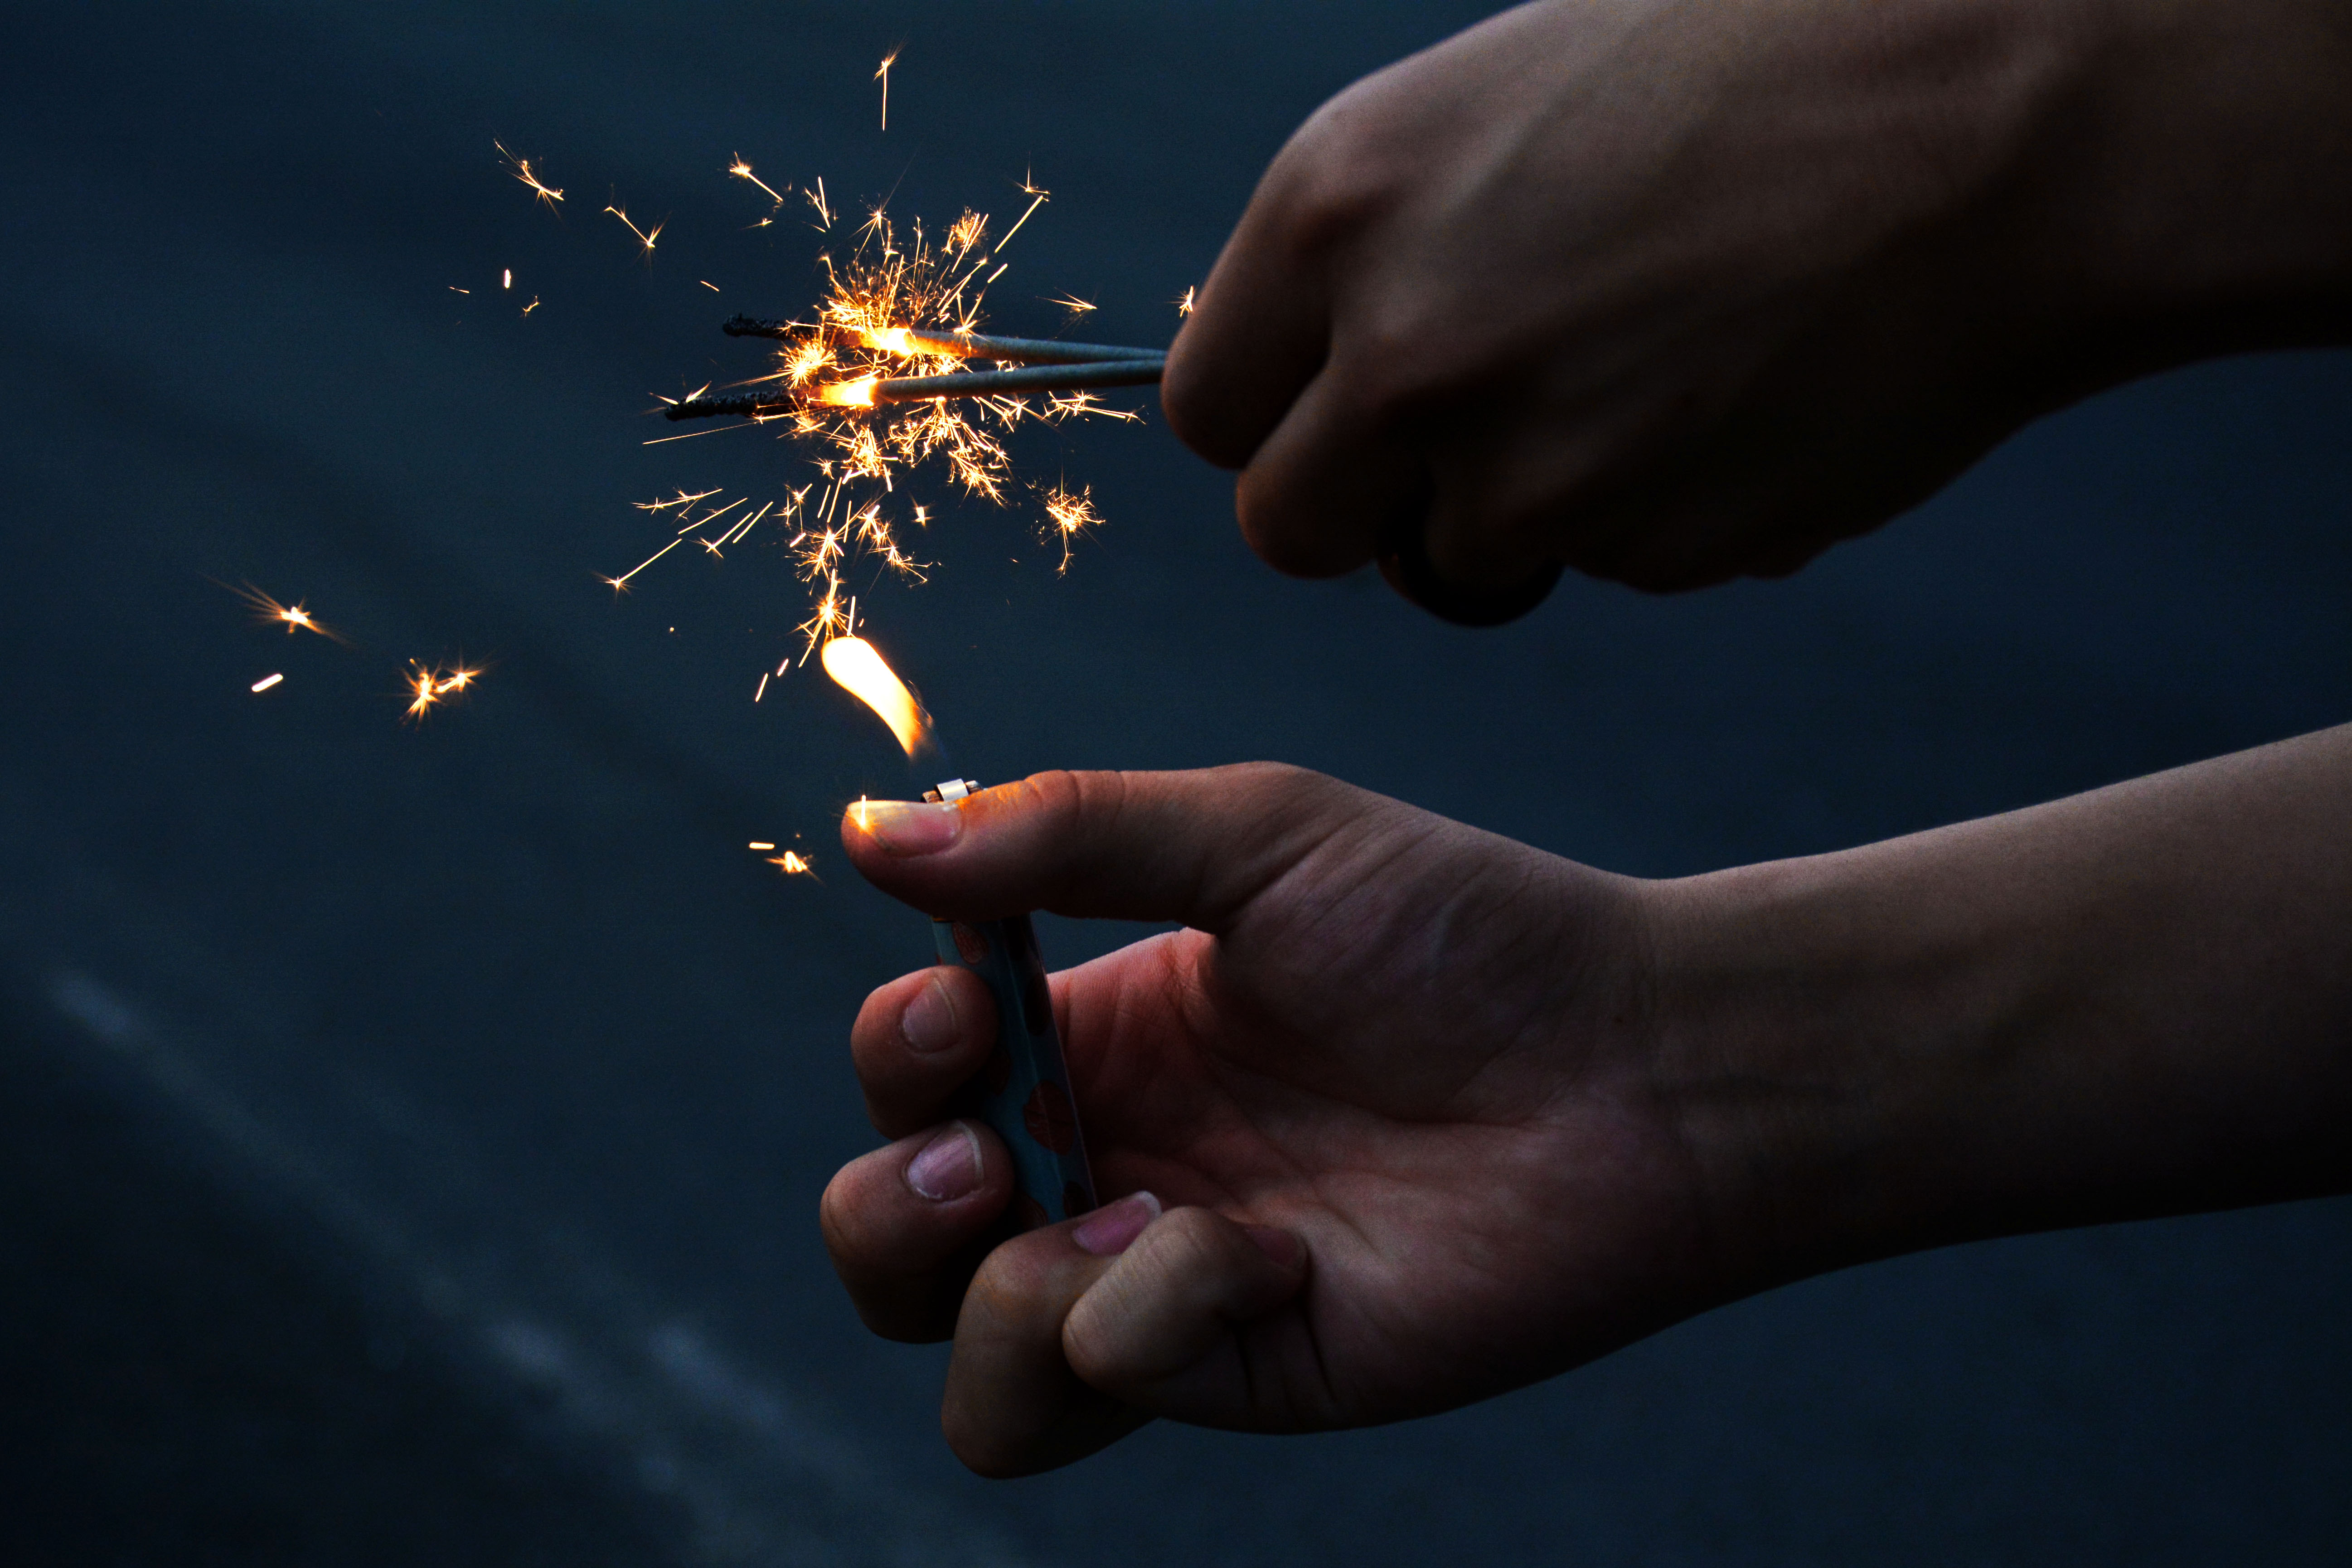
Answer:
[{"left": 838, "top": 763, "right": 1372, "bottom": 930}]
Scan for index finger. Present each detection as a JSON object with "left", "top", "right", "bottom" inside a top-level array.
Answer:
[{"left": 1161, "top": 145, "right": 1334, "bottom": 469}]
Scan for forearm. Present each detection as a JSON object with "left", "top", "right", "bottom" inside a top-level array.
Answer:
[{"left": 1654, "top": 723, "right": 2352, "bottom": 1286}]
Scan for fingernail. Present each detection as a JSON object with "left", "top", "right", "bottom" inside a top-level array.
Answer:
[
  {"left": 853, "top": 799, "right": 962, "bottom": 856},
  {"left": 1243, "top": 1223, "right": 1303, "bottom": 1272},
  {"left": 906, "top": 1121, "right": 982, "bottom": 1202},
  {"left": 899, "top": 974, "right": 960, "bottom": 1055},
  {"left": 1072, "top": 1191, "right": 1163, "bottom": 1256}
]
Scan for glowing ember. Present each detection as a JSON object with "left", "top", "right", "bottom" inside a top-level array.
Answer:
[
  {"left": 605, "top": 201, "right": 663, "bottom": 258},
  {"left": 1038, "top": 483, "right": 1102, "bottom": 572},
  {"left": 404, "top": 660, "right": 482, "bottom": 720},
  {"left": 251, "top": 673, "right": 284, "bottom": 693},
  {"left": 747, "top": 841, "right": 776, "bottom": 851},
  {"left": 768, "top": 850, "right": 815, "bottom": 876},
  {"left": 497, "top": 141, "right": 564, "bottom": 208},
  {"left": 821, "top": 635, "right": 930, "bottom": 755},
  {"left": 233, "top": 583, "right": 343, "bottom": 643}
]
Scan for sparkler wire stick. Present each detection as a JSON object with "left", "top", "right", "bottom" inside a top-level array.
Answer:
[
  {"left": 922, "top": 777, "right": 1097, "bottom": 1227},
  {"left": 661, "top": 357, "right": 1164, "bottom": 421},
  {"left": 721, "top": 315, "right": 1163, "bottom": 365}
]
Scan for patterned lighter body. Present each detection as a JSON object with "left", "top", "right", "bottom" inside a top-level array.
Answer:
[{"left": 923, "top": 779, "right": 1098, "bottom": 1228}]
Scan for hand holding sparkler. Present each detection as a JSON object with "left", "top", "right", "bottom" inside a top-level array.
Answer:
[
  {"left": 1162, "top": 0, "right": 2352, "bottom": 613},
  {"left": 824, "top": 733, "right": 2352, "bottom": 1476}
]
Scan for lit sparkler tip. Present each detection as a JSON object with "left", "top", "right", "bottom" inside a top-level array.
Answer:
[{"left": 817, "top": 377, "right": 879, "bottom": 408}]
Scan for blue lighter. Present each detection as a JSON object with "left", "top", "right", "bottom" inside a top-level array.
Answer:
[{"left": 922, "top": 777, "right": 1098, "bottom": 1228}]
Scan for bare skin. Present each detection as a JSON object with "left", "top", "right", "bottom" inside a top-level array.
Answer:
[
  {"left": 823, "top": 735, "right": 2352, "bottom": 1476},
  {"left": 820, "top": 0, "right": 2352, "bottom": 1479},
  {"left": 1161, "top": 0, "right": 2352, "bottom": 603}
]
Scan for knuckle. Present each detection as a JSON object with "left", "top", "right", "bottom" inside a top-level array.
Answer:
[{"left": 1262, "top": 101, "right": 1406, "bottom": 266}]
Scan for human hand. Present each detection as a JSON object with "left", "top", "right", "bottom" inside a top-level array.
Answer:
[
  {"left": 1162, "top": 0, "right": 2352, "bottom": 608},
  {"left": 821, "top": 731, "right": 2352, "bottom": 1475},
  {"left": 822, "top": 765, "right": 1746, "bottom": 1476}
]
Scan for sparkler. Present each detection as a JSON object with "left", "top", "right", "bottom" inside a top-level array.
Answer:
[{"left": 621, "top": 182, "right": 1161, "bottom": 667}]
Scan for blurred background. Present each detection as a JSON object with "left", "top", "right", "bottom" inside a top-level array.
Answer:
[{"left": 2, "top": 3, "right": 2348, "bottom": 1563}]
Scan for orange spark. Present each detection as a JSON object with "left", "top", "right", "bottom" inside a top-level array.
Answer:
[
  {"left": 1051, "top": 293, "right": 1096, "bottom": 317},
  {"left": 1038, "top": 482, "right": 1101, "bottom": 572},
  {"left": 604, "top": 202, "right": 662, "bottom": 258},
  {"left": 233, "top": 583, "right": 345, "bottom": 644},
  {"left": 404, "top": 660, "right": 481, "bottom": 720},
  {"left": 768, "top": 850, "right": 815, "bottom": 876},
  {"left": 496, "top": 141, "right": 564, "bottom": 208},
  {"left": 876, "top": 51, "right": 898, "bottom": 130},
  {"left": 727, "top": 155, "right": 784, "bottom": 205},
  {"left": 1176, "top": 286, "right": 1196, "bottom": 316}
]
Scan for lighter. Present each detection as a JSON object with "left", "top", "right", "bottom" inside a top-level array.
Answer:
[{"left": 922, "top": 777, "right": 1097, "bottom": 1228}]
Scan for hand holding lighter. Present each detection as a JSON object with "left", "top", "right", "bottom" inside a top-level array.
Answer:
[{"left": 923, "top": 778, "right": 1098, "bottom": 1228}]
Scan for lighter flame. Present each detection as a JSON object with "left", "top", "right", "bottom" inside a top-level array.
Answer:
[{"left": 821, "top": 635, "right": 929, "bottom": 755}]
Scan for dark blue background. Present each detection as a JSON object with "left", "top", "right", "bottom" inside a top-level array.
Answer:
[{"left": 2, "top": 4, "right": 2347, "bottom": 1563}]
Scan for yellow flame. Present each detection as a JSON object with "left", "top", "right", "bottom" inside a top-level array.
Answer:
[
  {"left": 818, "top": 377, "right": 879, "bottom": 407},
  {"left": 859, "top": 326, "right": 917, "bottom": 356},
  {"left": 821, "top": 636, "right": 929, "bottom": 755}
]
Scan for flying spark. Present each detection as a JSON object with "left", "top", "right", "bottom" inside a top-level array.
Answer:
[
  {"left": 403, "top": 660, "right": 481, "bottom": 720},
  {"left": 1051, "top": 293, "right": 1096, "bottom": 317},
  {"left": 251, "top": 673, "right": 284, "bottom": 693},
  {"left": 727, "top": 155, "right": 785, "bottom": 206},
  {"left": 1038, "top": 482, "right": 1101, "bottom": 572},
  {"left": 1176, "top": 286, "right": 1196, "bottom": 316},
  {"left": 876, "top": 51, "right": 898, "bottom": 130},
  {"left": 496, "top": 141, "right": 564, "bottom": 208},
  {"left": 768, "top": 850, "right": 815, "bottom": 876},
  {"left": 233, "top": 583, "right": 345, "bottom": 643},
  {"left": 605, "top": 201, "right": 663, "bottom": 258},
  {"left": 747, "top": 841, "right": 775, "bottom": 851}
]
